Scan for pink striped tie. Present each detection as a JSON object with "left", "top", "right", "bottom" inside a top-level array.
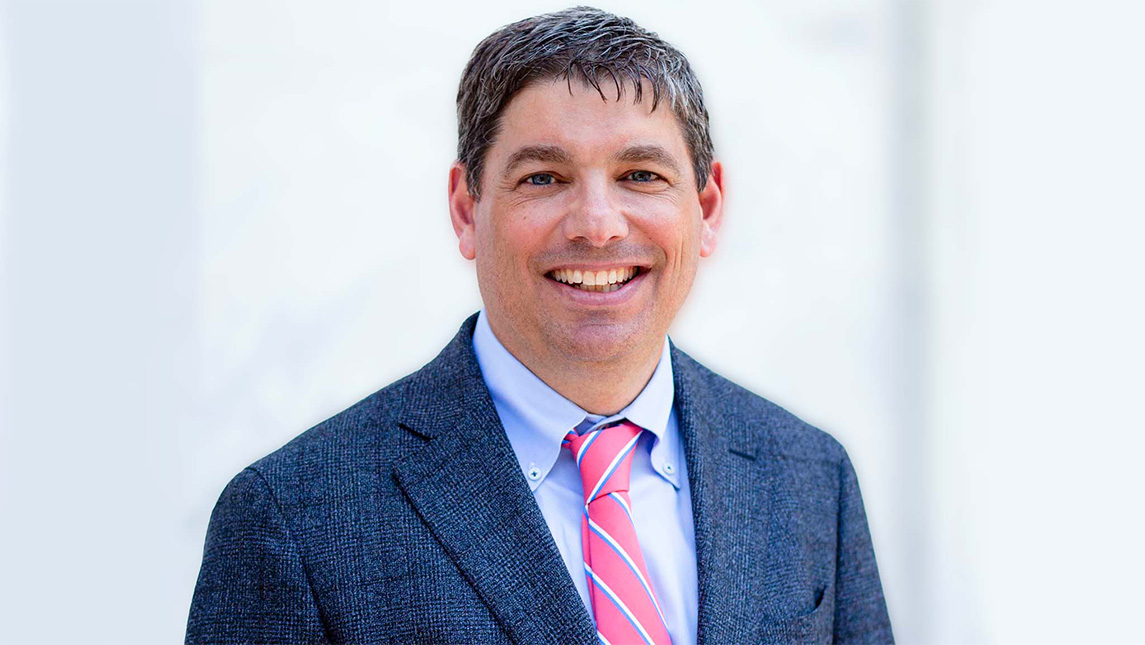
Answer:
[{"left": 562, "top": 421, "right": 672, "bottom": 645}]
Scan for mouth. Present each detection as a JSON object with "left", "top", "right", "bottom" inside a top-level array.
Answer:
[{"left": 545, "top": 266, "right": 644, "bottom": 293}]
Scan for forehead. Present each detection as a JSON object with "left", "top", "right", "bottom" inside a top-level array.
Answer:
[{"left": 491, "top": 78, "right": 688, "bottom": 161}]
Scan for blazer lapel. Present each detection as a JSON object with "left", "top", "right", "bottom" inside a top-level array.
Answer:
[
  {"left": 672, "top": 344, "right": 776, "bottom": 644},
  {"left": 391, "top": 315, "right": 596, "bottom": 645}
]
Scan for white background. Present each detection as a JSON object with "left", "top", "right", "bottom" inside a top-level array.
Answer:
[{"left": 1, "top": 0, "right": 1142, "bottom": 642}]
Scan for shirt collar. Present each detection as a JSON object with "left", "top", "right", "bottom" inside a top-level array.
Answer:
[{"left": 472, "top": 309, "right": 676, "bottom": 491}]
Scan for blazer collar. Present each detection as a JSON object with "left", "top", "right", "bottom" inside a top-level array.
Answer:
[
  {"left": 390, "top": 314, "right": 774, "bottom": 644},
  {"left": 390, "top": 313, "right": 597, "bottom": 644},
  {"left": 671, "top": 340, "right": 776, "bottom": 644}
]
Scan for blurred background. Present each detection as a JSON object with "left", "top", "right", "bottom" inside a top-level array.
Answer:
[{"left": 1, "top": 0, "right": 1142, "bottom": 642}]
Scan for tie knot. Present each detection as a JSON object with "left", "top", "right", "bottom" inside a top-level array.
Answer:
[{"left": 562, "top": 420, "right": 642, "bottom": 504}]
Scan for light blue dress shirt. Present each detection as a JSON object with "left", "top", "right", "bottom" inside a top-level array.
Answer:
[{"left": 472, "top": 310, "right": 698, "bottom": 644}]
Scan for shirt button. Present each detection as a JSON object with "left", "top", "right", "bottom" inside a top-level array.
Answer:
[
  {"left": 663, "top": 463, "right": 675, "bottom": 475},
  {"left": 527, "top": 465, "right": 541, "bottom": 481}
]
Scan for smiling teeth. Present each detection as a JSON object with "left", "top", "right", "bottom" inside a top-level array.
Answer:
[{"left": 551, "top": 266, "right": 639, "bottom": 292}]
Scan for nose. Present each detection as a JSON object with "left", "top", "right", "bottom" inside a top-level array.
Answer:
[{"left": 562, "top": 176, "right": 628, "bottom": 247}]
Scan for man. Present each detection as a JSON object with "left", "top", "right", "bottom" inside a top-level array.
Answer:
[{"left": 187, "top": 7, "right": 893, "bottom": 644}]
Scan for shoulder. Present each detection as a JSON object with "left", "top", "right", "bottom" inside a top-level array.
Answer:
[
  {"left": 222, "top": 315, "right": 483, "bottom": 501},
  {"left": 670, "top": 344, "right": 849, "bottom": 466},
  {"left": 231, "top": 368, "right": 423, "bottom": 502}
]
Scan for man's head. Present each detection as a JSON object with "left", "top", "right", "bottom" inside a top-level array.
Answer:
[
  {"left": 455, "top": 6, "right": 714, "bottom": 202},
  {"left": 448, "top": 6, "right": 724, "bottom": 380}
]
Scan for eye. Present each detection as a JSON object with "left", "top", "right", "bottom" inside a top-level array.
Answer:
[
  {"left": 524, "top": 173, "right": 556, "bottom": 186},
  {"left": 625, "top": 170, "right": 661, "bottom": 182}
]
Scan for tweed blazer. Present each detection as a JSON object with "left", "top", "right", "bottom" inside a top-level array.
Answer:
[{"left": 186, "top": 314, "right": 893, "bottom": 644}]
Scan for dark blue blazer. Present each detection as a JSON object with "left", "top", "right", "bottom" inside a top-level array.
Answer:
[{"left": 187, "top": 314, "right": 893, "bottom": 643}]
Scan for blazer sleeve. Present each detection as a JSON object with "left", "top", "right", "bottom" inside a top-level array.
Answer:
[
  {"left": 186, "top": 467, "right": 328, "bottom": 644},
  {"left": 834, "top": 452, "right": 894, "bottom": 643}
]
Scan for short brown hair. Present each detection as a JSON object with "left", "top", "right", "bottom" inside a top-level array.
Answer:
[{"left": 456, "top": 6, "right": 714, "bottom": 200}]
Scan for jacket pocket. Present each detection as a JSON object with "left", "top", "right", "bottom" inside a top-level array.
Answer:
[{"left": 758, "top": 584, "right": 834, "bottom": 644}]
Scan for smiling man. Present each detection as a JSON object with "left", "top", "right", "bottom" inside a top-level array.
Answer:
[{"left": 187, "top": 7, "right": 892, "bottom": 644}]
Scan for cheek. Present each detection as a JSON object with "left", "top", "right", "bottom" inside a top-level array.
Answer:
[
  {"left": 478, "top": 205, "right": 552, "bottom": 272},
  {"left": 630, "top": 201, "right": 703, "bottom": 260}
]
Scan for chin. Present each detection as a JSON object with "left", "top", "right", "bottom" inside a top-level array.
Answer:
[{"left": 546, "top": 317, "right": 648, "bottom": 365}]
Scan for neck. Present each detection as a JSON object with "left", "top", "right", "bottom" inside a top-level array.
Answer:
[{"left": 487, "top": 318, "right": 665, "bottom": 416}]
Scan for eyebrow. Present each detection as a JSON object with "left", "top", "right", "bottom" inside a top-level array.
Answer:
[
  {"left": 502, "top": 145, "right": 572, "bottom": 178},
  {"left": 613, "top": 144, "right": 683, "bottom": 177},
  {"left": 500, "top": 143, "right": 684, "bottom": 178}
]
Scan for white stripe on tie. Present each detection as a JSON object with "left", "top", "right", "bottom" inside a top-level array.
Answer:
[
  {"left": 585, "top": 563, "right": 656, "bottom": 645},
  {"left": 588, "top": 433, "right": 641, "bottom": 502}
]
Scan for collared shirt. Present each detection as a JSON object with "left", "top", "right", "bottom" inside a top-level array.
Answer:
[{"left": 472, "top": 310, "right": 698, "bottom": 645}]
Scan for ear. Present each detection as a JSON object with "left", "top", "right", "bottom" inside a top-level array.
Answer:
[
  {"left": 448, "top": 161, "right": 477, "bottom": 260},
  {"left": 698, "top": 160, "right": 724, "bottom": 258}
]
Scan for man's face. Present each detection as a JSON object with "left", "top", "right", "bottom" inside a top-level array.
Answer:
[{"left": 450, "top": 78, "right": 723, "bottom": 367}]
